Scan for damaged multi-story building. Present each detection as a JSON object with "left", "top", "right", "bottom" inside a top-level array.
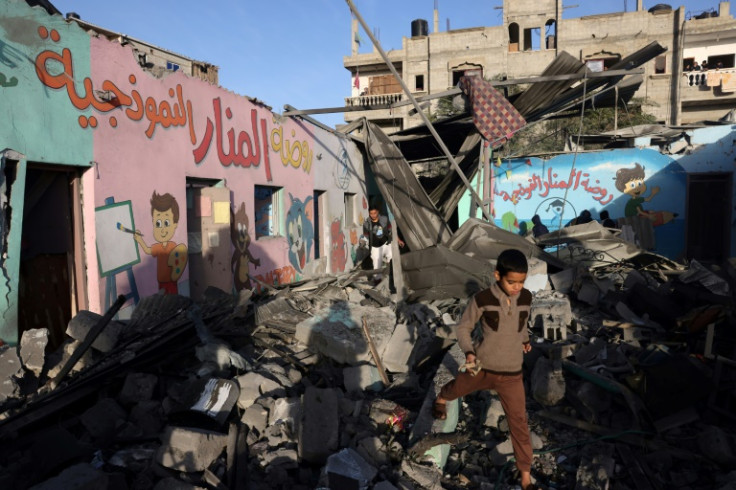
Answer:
[{"left": 343, "top": 0, "right": 736, "bottom": 132}]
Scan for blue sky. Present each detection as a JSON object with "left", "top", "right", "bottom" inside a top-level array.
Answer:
[{"left": 51, "top": 0, "right": 725, "bottom": 128}]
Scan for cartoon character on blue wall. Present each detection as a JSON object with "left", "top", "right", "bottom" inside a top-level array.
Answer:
[
  {"left": 501, "top": 211, "right": 519, "bottom": 232},
  {"left": 286, "top": 194, "right": 314, "bottom": 273},
  {"left": 546, "top": 199, "right": 566, "bottom": 222},
  {"left": 614, "top": 163, "right": 677, "bottom": 226},
  {"left": 537, "top": 197, "right": 576, "bottom": 231}
]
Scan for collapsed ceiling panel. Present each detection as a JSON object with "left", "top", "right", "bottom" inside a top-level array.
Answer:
[{"left": 363, "top": 120, "right": 453, "bottom": 251}]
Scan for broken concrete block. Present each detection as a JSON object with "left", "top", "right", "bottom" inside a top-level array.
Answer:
[
  {"left": 531, "top": 357, "right": 565, "bottom": 406},
  {"left": 29, "top": 462, "right": 109, "bottom": 490},
  {"left": 524, "top": 257, "right": 549, "bottom": 293},
  {"left": 326, "top": 448, "right": 378, "bottom": 490},
  {"left": 294, "top": 302, "right": 395, "bottom": 366},
  {"left": 80, "top": 398, "right": 127, "bottom": 439},
  {"left": 367, "top": 398, "right": 403, "bottom": 427},
  {"left": 0, "top": 345, "right": 22, "bottom": 403},
  {"left": 356, "top": 435, "right": 390, "bottom": 467},
  {"left": 19, "top": 328, "right": 49, "bottom": 376},
  {"left": 542, "top": 321, "right": 567, "bottom": 342},
  {"left": 549, "top": 267, "right": 576, "bottom": 294},
  {"left": 265, "top": 420, "right": 295, "bottom": 447},
  {"left": 44, "top": 339, "right": 99, "bottom": 379},
  {"left": 262, "top": 448, "right": 299, "bottom": 469},
  {"left": 156, "top": 426, "right": 227, "bottom": 472},
  {"left": 299, "top": 387, "right": 339, "bottom": 464},
  {"left": 269, "top": 397, "right": 301, "bottom": 432},
  {"left": 482, "top": 396, "right": 505, "bottom": 429},
  {"left": 380, "top": 323, "right": 416, "bottom": 373},
  {"left": 530, "top": 291, "right": 572, "bottom": 332},
  {"left": 242, "top": 403, "right": 269, "bottom": 437},
  {"left": 344, "top": 364, "right": 384, "bottom": 393},
  {"left": 489, "top": 437, "right": 514, "bottom": 466},
  {"left": 400, "top": 459, "right": 442, "bottom": 490},
  {"left": 118, "top": 372, "right": 158, "bottom": 406},
  {"left": 66, "top": 310, "right": 125, "bottom": 353},
  {"left": 195, "top": 341, "right": 249, "bottom": 374},
  {"left": 235, "top": 372, "right": 284, "bottom": 409}
]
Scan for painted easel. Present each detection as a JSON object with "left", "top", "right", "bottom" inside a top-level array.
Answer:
[{"left": 101, "top": 197, "right": 140, "bottom": 312}]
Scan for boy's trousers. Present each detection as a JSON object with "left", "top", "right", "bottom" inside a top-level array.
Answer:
[{"left": 439, "top": 370, "right": 533, "bottom": 472}]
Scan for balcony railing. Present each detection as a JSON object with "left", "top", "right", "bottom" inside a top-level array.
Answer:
[
  {"left": 681, "top": 69, "right": 736, "bottom": 93},
  {"left": 345, "top": 93, "right": 403, "bottom": 107}
]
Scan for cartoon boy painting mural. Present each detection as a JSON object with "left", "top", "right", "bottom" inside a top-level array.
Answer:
[
  {"left": 614, "top": 163, "right": 677, "bottom": 226},
  {"left": 134, "top": 191, "right": 188, "bottom": 294}
]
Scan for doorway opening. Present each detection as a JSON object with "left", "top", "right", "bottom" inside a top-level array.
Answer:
[
  {"left": 686, "top": 172, "right": 732, "bottom": 262},
  {"left": 18, "top": 164, "right": 86, "bottom": 351},
  {"left": 313, "top": 190, "right": 326, "bottom": 259},
  {"left": 186, "top": 178, "right": 230, "bottom": 300}
]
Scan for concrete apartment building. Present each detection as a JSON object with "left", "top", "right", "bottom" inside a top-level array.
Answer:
[{"left": 343, "top": 0, "right": 736, "bottom": 132}]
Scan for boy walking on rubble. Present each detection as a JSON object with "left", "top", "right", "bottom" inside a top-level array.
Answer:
[{"left": 432, "top": 248, "right": 536, "bottom": 490}]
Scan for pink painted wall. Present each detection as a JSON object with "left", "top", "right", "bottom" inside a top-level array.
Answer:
[{"left": 78, "top": 38, "right": 361, "bottom": 315}]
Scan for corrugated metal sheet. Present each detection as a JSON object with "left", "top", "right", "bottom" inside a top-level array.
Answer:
[
  {"left": 524, "top": 42, "right": 666, "bottom": 121},
  {"left": 511, "top": 51, "right": 588, "bottom": 117},
  {"left": 364, "top": 121, "right": 453, "bottom": 250}
]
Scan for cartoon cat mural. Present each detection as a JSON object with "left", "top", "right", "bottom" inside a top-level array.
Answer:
[
  {"left": 230, "top": 202, "right": 260, "bottom": 291},
  {"left": 286, "top": 194, "right": 314, "bottom": 273}
]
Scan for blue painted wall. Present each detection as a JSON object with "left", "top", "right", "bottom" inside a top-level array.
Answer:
[
  {"left": 460, "top": 124, "right": 736, "bottom": 261},
  {"left": 0, "top": 1, "right": 92, "bottom": 344}
]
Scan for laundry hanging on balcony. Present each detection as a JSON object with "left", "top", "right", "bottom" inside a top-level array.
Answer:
[{"left": 458, "top": 75, "right": 526, "bottom": 148}]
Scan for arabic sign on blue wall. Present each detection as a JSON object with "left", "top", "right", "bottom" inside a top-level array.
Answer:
[{"left": 492, "top": 148, "right": 687, "bottom": 259}]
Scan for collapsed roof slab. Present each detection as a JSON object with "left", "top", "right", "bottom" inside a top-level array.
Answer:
[
  {"left": 535, "top": 221, "right": 684, "bottom": 271},
  {"left": 448, "top": 218, "right": 567, "bottom": 272}
]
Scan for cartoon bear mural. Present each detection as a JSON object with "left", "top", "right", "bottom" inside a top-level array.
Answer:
[
  {"left": 330, "top": 218, "right": 347, "bottom": 273},
  {"left": 230, "top": 202, "right": 260, "bottom": 291},
  {"left": 286, "top": 194, "right": 314, "bottom": 273}
]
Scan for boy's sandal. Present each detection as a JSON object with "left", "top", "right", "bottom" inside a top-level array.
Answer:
[{"left": 432, "top": 401, "right": 447, "bottom": 420}]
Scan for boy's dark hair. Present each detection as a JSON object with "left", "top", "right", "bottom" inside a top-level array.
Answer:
[
  {"left": 150, "top": 191, "right": 180, "bottom": 223},
  {"left": 496, "top": 249, "right": 528, "bottom": 276},
  {"left": 614, "top": 163, "right": 645, "bottom": 192}
]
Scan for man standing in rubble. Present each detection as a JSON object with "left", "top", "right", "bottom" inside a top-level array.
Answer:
[{"left": 361, "top": 205, "right": 403, "bottom": 284}]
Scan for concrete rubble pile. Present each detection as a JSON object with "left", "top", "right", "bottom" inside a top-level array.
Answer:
[{"left": 1, "top": 231, "right": 736, "bottom": 489}]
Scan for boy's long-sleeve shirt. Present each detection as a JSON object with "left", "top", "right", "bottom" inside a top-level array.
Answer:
[
  {"left": 456, "top": 281, "right": 532, "bottom": 375},
  {"left": 363, "top": 215, "right": 391, "bottom": 247}
]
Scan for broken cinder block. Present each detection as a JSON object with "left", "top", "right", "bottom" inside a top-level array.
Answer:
[
  {"left": 19, "top": 328, "right": 49, "bottom": 376},
  {"left": 156, "top": 426, "right": 228, "bottom": 472},
  {"left": 299, "top": 386, "right": 339, "bottom": 464},
  {"left": 294, "top": 302, "right": 395, "bottom": 366},
  {"left": 66, "top": 310, "right": 125, "bottom": 353}
]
